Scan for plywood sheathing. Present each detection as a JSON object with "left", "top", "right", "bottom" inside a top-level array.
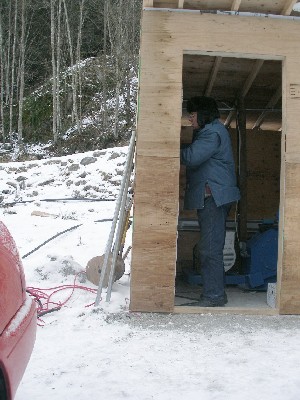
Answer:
[
  {"left": 232, "top": 129, "right": 281, "bottom": 220},
  {"left": 131, "top": 9, "right": 300, "bottom": 313},
  {"left": 130, "top": 155, "right": 179, "bottom": 312},
  {"left": 279, "top": 162, "right": 300, "bottom": 314}
]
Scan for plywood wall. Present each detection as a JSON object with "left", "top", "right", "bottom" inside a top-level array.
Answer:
[
  {"left": 230, "top": 129, "right": 281, "bottom": 220},
  {"left": 131, "top": 9, "right": 300, "bottom": 314}
]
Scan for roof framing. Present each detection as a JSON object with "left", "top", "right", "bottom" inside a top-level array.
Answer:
[
  {"left": 142, "top": 1, "right": 300, "bottom": 130},
  {"left": 231, "top": 0, "right": 241, "bottom": 11},
  {"left": 145, "top": 0, "right": 300, "bottom": 16}
]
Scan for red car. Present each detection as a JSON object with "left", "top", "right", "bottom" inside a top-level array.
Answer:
[{"left": 0, "top": 221, "right": 36, "bottom": 400}]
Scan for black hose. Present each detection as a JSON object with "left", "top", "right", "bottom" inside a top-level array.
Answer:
[
  {"left": 21, "top": 218, "right": 116, "bottom": 259},
  {"left": 38, "top": 307, "right": 61, "bottom": 317},
  {"left": 22, "top": 224, "right": 82, "bottom": 259},
  {"left": 41, "top": 198, "right": 115, "bottom": 202},
  {"left": 2, "top": 197, "right": 115, "bottom": 207},
  {"left": 26, "top": 289, "right": 43, "bottom": 308}
]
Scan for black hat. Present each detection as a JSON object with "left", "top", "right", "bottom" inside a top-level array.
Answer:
[{"left": 186, "top": 96, "right": 220, "bottom": 128}]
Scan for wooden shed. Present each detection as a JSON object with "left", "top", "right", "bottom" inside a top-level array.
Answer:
[{"left": 130, "top": 0, "right": 300, "bottom": 315}]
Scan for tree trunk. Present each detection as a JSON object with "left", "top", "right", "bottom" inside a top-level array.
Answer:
[
  {"left": 63, "top": 0, "right": 80, "bottom": 133},
  {"left": 102, "top": 0, "right": 108, "bottom": 130},
  {"left": 76, "top": 0, "right": 85, "bottom": 134},
  {"left": 5, "top": 1, "right": 12, "bottom": 106},
  {"left": 50, "top": 0, "right": 58, "bottom": 143},
  {"left": 56, "top": 0, "right": 62, "bottom": 137},
  {"left": 17, "top": 0, "right": 26, "bottom": 146},
  {"left": 0, "top": 11, "right": 5, "bottom": 142},
  {"left": 9, "top": 0, "right": 19, "bottom": 142}
]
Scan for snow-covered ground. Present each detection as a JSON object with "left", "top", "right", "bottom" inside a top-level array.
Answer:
[{"left": 1, "top": 146, "right": 300, "bottom": 400}]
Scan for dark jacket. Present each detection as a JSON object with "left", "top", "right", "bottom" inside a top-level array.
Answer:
[{"left": 180, "top": 119, "right": 240, "bottom": 209}]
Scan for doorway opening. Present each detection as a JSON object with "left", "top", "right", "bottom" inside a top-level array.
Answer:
[{"left": 175, "top": 53, "right": 282, "bottom": 312}]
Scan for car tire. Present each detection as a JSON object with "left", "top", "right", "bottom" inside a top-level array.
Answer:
[{"left": 0, "top": 371, "right": 7, "bottom": 400}]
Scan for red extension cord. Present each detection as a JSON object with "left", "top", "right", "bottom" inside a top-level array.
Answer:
[{"left": 26, "top": 271, "right": 98, "bottom": 326}]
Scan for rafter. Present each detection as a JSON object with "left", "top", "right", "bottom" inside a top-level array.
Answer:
[
  {"left": 225, "top": 59, "right": 264, "bottom": 127},
  {"left": 241, "top": 59, "right": 264, "bottom": 97},
  {"left": 224, "top": 109, "right": 236, "bottom": 127},
  {"left": 205, "top": 56, "right": 222, "bottom": 96},
  {"left": 252, "top": 86, "right": 282, "bottom": 129},
  {"left": 281, "top": 0, "right": 297, "bottom": 15},
  {"left": 231, "top": 0, "right": 242, "bottom": 11},
  {"left": 143, "top": 0, "right": 154, "bottom": 7},
  {"left": 178, "top": 0, "right": 184, "bottom": 8}
]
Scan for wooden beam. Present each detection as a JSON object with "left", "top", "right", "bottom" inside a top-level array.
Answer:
[
  {"left": 237, "top": 96, "right": 248, "bottom": 247},
  {"left": 204, "top": 56, "right": 222, "bottom": 96},
  {"left": 143, "top": 0, "right": 154, "bottom": 7},
  {"left": 231, "top": 0, "right": 242, "bottom": 11},
  {"left": 178, "top": 0, "right": 184, "bottom": 8},
  {"left": 241, "top": 59, "right": 264, "bottom": 97},
  {"left": 253, "top": 86, "right": 282, "bottom": 129},
  {"left": 225, "top": 59, "right": 264, "bottom": 127},
  {"left": 184, "top": 50, "right": 284, "bottom": 61},
  {"left": 281, "top": 0, "right": 297, "bottom": 15},
  {"left": 225, "top": 109, "right": 236, "bottom": 127}
]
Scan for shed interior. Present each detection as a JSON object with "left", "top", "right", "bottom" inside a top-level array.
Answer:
[{"left": 176, "top": 54, "right": 282, "bottom": 310}]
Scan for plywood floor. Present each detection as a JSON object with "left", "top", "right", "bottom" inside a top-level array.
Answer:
[{"left": 175, "top": 279, "right": 273, "bottom": 309}]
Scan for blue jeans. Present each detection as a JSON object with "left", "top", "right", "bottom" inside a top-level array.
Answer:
[{"left": 197, "top": 196, "right": 231, "bottom": 300}]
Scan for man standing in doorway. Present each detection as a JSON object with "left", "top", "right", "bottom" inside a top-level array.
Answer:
[{"left": 181, "top": 96, "right": 240, "bottom": 307}]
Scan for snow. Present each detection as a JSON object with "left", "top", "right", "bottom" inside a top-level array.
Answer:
[
  {"left": 5, "top": 295, "right": 33, "bottom": 336},
  {"left": 1, "top": 146, "right": 300, "bottom": 400}
]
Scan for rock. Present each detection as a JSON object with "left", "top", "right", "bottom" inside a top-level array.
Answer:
[
  {"left": 80, "top": 156, "right": 96, "bottom": 166},
  {"left": 16, "top": 176, "right": 27, "bottom": 182},
  {"left": 38, "top": 178, "right": 55, "bottom": 186},
  {"left": 6, "top": 181, "right": 18, "bottom": 189},
  {"left": 93, "top": 150, "right": 106, "bottom": 157},
  {"left": 108, "top": 152, "right": 120, "bottom": 160},
  {"left": 68, "top": 164, "right": 80, "bottom": 171},
  {"left": 75, "top": 180, "right": 86, "bottom": 186}
]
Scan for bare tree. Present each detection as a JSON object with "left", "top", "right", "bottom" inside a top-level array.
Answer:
[
  {"left": 106, "top": 0, "right": 142, "bottom": 139},
  {"left": 106, "top": 0, "right": 128, "bottom": 139},
  {"left": 0, "top": 0, "right": 142, "bottom": 148},
  {"left": 9, "top": 0, "right": 19, "bottom": 142},
  {"left": 75, "top": 0, "right": 85, "bottom": 133},
  {"left": 56, "top": 0, "right": 62, "bottom": 137},
  {"left": 62, "top": 0, "right": 80, "bottom": 134},
  {"left": 50, "top": 0, "right": 58, "bottom": 142},
  {"left": 102, "top": 0, "right": 109, "bottom": 130},
  {"left": 0, "top": 11, "right": 5, "bottom": 142},
  {"left": 5, "top": 1, "right": 12, "bottom": 107},
  {"left": 17, "top": 0, "right": 26, "bottom": 145}
]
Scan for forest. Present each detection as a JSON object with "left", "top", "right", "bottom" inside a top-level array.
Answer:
[{"left": 0, "top": 0, "right": 142, "bottom": 156}]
